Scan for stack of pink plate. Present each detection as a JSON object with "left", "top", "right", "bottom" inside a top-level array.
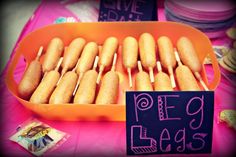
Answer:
[{"left": 165, "top": 0, "right": 236, "bottom": 38}]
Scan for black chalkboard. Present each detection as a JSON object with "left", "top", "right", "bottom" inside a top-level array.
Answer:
[
  {"left": 126, "top": 91, "right": 214, "bottom": 155},
  {"left": 98, "top": 0, "right": 157, "bottom": 21}
]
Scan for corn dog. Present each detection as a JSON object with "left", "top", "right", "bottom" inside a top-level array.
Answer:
[
  {"left": 18, "top": 46, "right": 43, "bottom": 99},
  {"left": 42, "top": 37, "right": 64, "bottom": 73},
  {"left": 154, "top": 61, "right": 173, "bottom": 91},
  {"left": 60, "top": 38, "right": 86, "bottom": 79},
  {"left": 49, "top": 59, "right": 80, "bottom": 104},
  {"left": 122, "top": 36, "right": 138, "bottom": 88},
  {"left": 74, "top": 56, "right": 99, "bottom": 104},
  {"left": 96, "top": 53, "right": 119, "bottom": 104},
  {"left": 73, "top": 42, "right": 98, "bottom": 94},
  {"left": 135, "top": 61, "right": 153, "bottom": 91},
  {"left": 139, "top": 33, "right": 156, "bottom": 83},
  {"left": 30, "top": 57, "right": 63, "bottom": 104},
  {"left": 175, "top": 51, "right": 200, "bottom": 91},
  {"left": 157, "top": 36, "right": 176, "bottom": 88},
  {"left": 97, "top": 37, "right": 118, "bottom": 84},
  {"left": 176, "top": 37, "right": 208, "bottom": 90}
]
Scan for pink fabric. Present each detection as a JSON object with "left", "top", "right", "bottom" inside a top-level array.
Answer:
[{"left": 1, "top": 0, "right": 236, "bottom": 156}]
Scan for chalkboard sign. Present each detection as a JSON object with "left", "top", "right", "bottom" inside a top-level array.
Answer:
[
  {"left": 126, "top": 91, "right": 214, "bottom": 155},
  {"left": 98, "top": 0, "right": 157, "bottom": 21}
]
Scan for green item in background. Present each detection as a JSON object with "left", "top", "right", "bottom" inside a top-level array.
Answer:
[
  {"left": 220, "top": 110, "right": 236, "bottom": 130},
  {"left": 226, "top": 27, "right": 236, "bottom": 40}
]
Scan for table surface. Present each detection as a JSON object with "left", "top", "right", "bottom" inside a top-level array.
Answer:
[{"left": 1, "top": 1, "right": 236, "bottom": 156}]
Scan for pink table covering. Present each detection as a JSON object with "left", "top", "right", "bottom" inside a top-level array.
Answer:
[{"left": 1, "top": 0, "right": 236, "bottom": 156}]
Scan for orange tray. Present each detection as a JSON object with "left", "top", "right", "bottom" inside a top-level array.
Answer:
[{"left": 5, "top": 22, "right": 221, "bottom": 121}]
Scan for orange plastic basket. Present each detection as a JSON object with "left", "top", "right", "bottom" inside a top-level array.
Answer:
[{"left": 5, "top": 22, "right": 221, "bottom": 121}]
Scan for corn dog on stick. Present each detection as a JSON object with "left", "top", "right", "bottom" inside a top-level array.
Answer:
[
  {"left": 122, "top": 36, "right": 138, "bottom": 88},
  {"left": 97, "top": 37, "right": 118, "bottom": 84},
  {"left": 177, "top": 37, "right": 209, "bottom": 91},
  {"left": 96, "top": 53, "right": 119, "bottom": 104},
  {"left": 175, "top": 51, "right": 200, "bottom": 91},
  {"left": 154, "top": 61, "right": 173, "bottom": 91},
  {"left": 157, "top": 36, "right": 176, "bottom": 88},
  {"left": 49, "top": 56, "right": 80, "bottom": 104},
  {"left": 18, "top": 46, "right": 43, "bottom": 99},
  {"left": 73, "top": 56, "right": 99, "bottom": 103},
  {"left": 61, "top": 38, "right": 86, "bottom": 77},
  {"left": 42, "top": 38, "right": 64, "bottom": 73},
  {"left": 135, "top": 61, "right": 153, "bottom": 91},
  {"left": 139, "top": 33, "right": 156, "bottom": 83},
  {"left": 29, "top": 57, "right": 63, "bottom": 104},
  {"left": 75, "top": 42, "right": 98, "bottom": 85},
  {"left": 73, "top": 56, "right": 99, "bottom": 96}
]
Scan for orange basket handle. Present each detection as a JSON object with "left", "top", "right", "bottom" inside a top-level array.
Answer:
[
  {"left": 206, "top": 51, "right": 221, "bottom": 90},
  {"left": 5, "top": 51, "right": 22, "bottom": 92}
]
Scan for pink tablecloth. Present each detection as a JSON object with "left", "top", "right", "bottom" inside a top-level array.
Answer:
[{"left": 1, "top": 0, "right": 236, "bottom": 156}]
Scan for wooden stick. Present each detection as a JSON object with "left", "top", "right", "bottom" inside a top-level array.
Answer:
[
  {"left": 149, "top": 67, "right": 154, "bottom": 83},
  {"left": 168, "top": 66, "right": 176, "bottom": 88},
  {"left": 127, "top": 68, "right": 132, "bottom": 88},
  {"left": 194, "top": 72, "right": 209, "bottom": 91},
  {"left": 54, "top": 57, "right": 63, "bottom": 85},
  {"left": 57, "top": 47, "right": 68, "bottom": 85},
  {"left": 138, "top": 61, "right": 143, "bottom": 72},
  {"left": 96, "top": 65, "right": 104, "bottom": 84},
  {"left": 174, "top": 50, "right": 182, "bottom": 66},
  {"left": 156, "top": 61, "right": 162, "bottom": 72},
  {"left": 35, "top": 46, "right": 43, "bottom": 61},
  {"left": 71, "top": 58, "right": 83, "bottom": 96},
  {"left": 96, "top": 46, "right": 103, "bottom": 84},
  {"left": 55, "top": 57, "right": 63, "bottom": 71},
  {"left": 175, "top": 49, "right": 209, "bottom": 91},
  {"left": 73, "top": 73, "right": 83, "bottom": 96},
  {"left": 72, "top": 58, "right": 81, "bottom": 72},
  {"left": 56, "top": 74, "right": 63, "bottom": 86},
  {"left": 111, "top": 53, "right": 117, "bottom": 71},
  {"left": 37, "top": 46, "right": 44, "bottom": 81},
  {"left": 93, "top": 56, "right": 99, "bottom": 70}
]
